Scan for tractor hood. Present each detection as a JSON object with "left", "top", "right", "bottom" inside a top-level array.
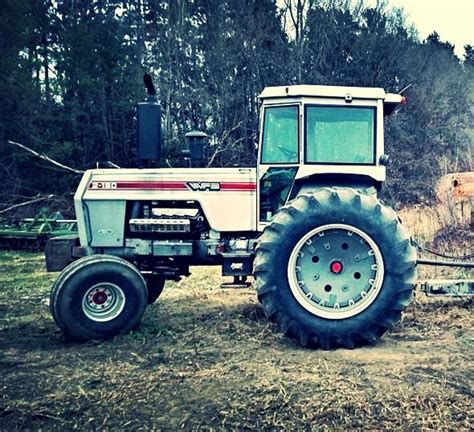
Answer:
[{"left": 74, "top": 168, "right": 258, "bottom": 246}]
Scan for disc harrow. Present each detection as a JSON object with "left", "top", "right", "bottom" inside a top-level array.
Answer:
[{"left": 0, "top": 210, "right": 77, "bottom": 252}]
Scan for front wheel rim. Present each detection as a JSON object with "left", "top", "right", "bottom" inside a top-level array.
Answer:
[
  {"left": 81, "top": 283, "right": 126, "bottom": 322},
  {"left": 287, "top": 223, "right": 384, "bottom": 319}
]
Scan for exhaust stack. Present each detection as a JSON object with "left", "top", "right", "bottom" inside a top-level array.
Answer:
[{"left": 137, "top": 74, "right": 161, "bottom": 164}]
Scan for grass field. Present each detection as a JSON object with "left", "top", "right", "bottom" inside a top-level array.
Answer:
[{"left": 0, "top": 210, "right": 473, "bottom": 430}]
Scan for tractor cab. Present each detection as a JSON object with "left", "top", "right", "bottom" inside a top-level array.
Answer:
[{"left": 257, "top": 85, "right": 404, "bottom": 224}]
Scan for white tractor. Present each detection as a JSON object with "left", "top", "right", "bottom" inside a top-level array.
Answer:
[{"left": 46, "top": 76, "right": 417, "bottom": 349}]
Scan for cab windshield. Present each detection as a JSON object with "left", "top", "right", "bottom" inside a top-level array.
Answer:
[{"left": 261, "top": 106, "right": 298, "bottom": 164}]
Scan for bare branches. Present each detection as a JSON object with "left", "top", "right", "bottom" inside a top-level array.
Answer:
[
  {"left": 207, "top": 121, "right": 244, "bottom": 167},
  {"left": 105, "top": 161, "right": 120, "bottom": 169},
  {"left": 0, "top": 194, "right": 54, "bottom": 215},
  {"left": 7, "top": 140, "right": 84, "bottom": 175}
]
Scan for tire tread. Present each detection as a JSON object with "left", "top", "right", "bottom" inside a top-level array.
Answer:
[{"left": 254, "top": 187, "right": 417, "bottom": 349}]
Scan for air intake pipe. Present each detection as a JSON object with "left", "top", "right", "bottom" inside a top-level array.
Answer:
[{"left": 184, "top": 130, "right": 208, "bottom": 167}]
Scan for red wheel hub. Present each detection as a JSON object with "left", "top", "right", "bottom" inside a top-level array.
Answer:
[
  {"left": 330, "top": 261, "right": 343, "bottom": 274},
  {"left": 92, "top": 291, "right": 108, "bottom": 305}
]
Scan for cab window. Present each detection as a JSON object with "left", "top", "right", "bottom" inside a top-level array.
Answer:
[
  {"left": 305, "top": 106, "right": 375, "bottom": 164},
  {"left": 261, "top": 106, "right": 299, "bottom": 164}
]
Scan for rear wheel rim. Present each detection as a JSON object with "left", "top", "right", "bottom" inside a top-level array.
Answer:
[
  {"left": 287, "top": 223, "right": 384, "bottom": 319},
  {"left": 81, "top": 283, "right": 126, "bottom": 322}
]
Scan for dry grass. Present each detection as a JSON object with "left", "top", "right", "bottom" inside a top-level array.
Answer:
[
  {"left": 0, "top": 207, "right": 473, "bottom": 430},
  {"left": 398, "top": 203, "right": 471, "bottom": 246},
  {"left": 399, "top": 204, "right": 473, "bottom": 280}
]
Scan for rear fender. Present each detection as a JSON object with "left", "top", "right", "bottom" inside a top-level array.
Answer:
[{"left": 289, "top": 174, "right": 380, "bottom": 200}]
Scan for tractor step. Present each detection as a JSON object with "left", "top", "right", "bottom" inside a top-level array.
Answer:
[
  {"left": 221, "top": 252, "right": 253, "bottom": 277},
  {"left": 419, "top": 279, "right": 474, "bottom": 297},
  {"left": 220, "top": 276, "right": 252, "bottom": 289}
]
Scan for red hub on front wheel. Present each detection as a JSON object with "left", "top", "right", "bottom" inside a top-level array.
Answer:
[{"left": 92, "top": 291, "right": 108, "bottom": 305}]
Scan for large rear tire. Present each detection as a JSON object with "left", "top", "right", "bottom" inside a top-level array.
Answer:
[
  {"left": 254, "top": 187, "right": 417, "bottom": 349},
  {"left": 50, "top": 255, "right": 148, "bottom": 340}
]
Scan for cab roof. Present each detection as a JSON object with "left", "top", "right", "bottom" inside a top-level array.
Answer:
[{"left": 259, "top": 85, "right": 403, "bottom": 104}]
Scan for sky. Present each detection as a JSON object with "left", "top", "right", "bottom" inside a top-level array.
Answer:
[{"left": 369, "top": 0, "right": 474, "bottom": 57}]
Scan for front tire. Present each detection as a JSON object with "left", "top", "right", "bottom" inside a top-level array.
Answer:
[
  {"left": 50, "top": 255, "right": 148, "bottom": 340},
  {"left": 254, "top": 188, "right": 417, "bottom": 349}
]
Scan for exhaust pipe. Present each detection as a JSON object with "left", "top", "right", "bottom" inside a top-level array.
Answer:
[{"left": 137, "top": 74, "right": 161, "bottom": 165}]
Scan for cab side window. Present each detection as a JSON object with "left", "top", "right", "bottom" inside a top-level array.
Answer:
[{"left": 305, "top": 106, "right": 375, "bottom": 164}]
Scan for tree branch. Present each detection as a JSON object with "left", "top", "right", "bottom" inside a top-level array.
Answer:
[
  {"left": 207, "top": 121, "right": 244, "bottom": 167},
  {"left": 0, "top": 194, "right": 54, "bottom": 214},
  {"left": 7, "top": 140, "right": 84, "bottom": 175}
]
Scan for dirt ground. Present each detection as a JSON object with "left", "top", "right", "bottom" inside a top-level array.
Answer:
[{"left": 0, "top": 248, "right": 472, "bottom": 431}]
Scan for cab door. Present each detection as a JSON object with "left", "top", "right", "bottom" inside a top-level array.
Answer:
[{"left": 257, "top": 104, "right": 300, "bottom": 226}]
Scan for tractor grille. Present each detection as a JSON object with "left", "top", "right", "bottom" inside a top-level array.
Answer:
[{"left": 129, "top": 218, "right": 191, "bottom": 233}]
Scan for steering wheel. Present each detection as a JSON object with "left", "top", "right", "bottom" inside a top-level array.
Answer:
[{"left": 277, "top": 145, "right": 297, "bottom": 160}]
